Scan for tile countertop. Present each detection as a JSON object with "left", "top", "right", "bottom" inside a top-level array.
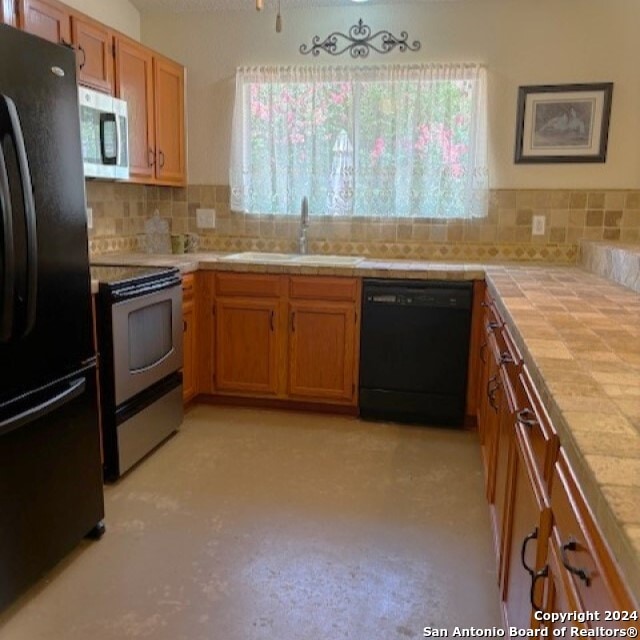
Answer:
[{"left": 90, "top": 252, "right": 640, "bottom": 599}]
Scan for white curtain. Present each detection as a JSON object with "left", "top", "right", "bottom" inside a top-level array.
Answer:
[{"left": 230, "top": 63, "right": 488, "bottom": 219}]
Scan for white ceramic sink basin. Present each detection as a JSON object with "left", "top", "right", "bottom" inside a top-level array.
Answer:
[
  {"left": 224, "top": 252, "right": 294, "bottom": 263},
  {"left": 223, "top": 252, "right": 365, "bottom": 266},
  {"left": 294, "top": 255, "right": 364, "bottom": 266}
]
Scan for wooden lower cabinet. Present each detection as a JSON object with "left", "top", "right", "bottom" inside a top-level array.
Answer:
[
  {"left": 182, "top": 297, "right": 195, "bottom": 402},
  {"left": 288, "top": 300, "right": 356, "bottom": 403},
  {"left": 215, "top": 297, "right": 281, "bottom": 396},
  {"left": 182, "top": 274, "right": 196, "bottom": 403},
  {"left": 475, "top": 291, "right": 638, "bottom": 631},
  {"left": 201, "top": 273, "right": 359, "bottom": 407},
  {"left": 501, "top": 425, "right": 553, "bottom": 629},
  {"left": 543, "top": 451, "right": 639, "bottom": 630}
]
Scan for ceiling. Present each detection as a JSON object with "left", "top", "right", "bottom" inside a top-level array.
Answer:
[{"left": 130, "top": 0, "right": 446, "bottom": 12}]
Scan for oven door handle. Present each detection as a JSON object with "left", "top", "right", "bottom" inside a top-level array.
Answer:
[
  {"left": 111, "top": 276, "right": 182, "bottom": 302},
  {"left": 129, "top": 348, "right": 176, "bottom": 375}
]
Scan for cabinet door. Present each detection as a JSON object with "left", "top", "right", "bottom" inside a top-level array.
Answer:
[
  {"left": 153, "top": 56, "right": 185, "bottom": 185},
  {"left": 543, "top": 533, "right": 587, "bottom": 633},
  {"left": 288, "top": 301, "right": 356, "bottom": 403},
  {"left": 71, "top": 14, "right": 113, "bottom": 94},
  {"left": 215, "top": 298, "right": 279, "bottom": 395},
  {"left": 182, "top": 298, "right": 195, "bottom": 402},
  {"left": 1, "top": 0, "right": 17, "bottom": 26},
  {"left": 501, "top": 426, "right": 552, "bottom": 630},
  {"left": 115, "top": 37, "right": 155, "bottom": 182},
  {"left": 19, "top": 0, "right": 70, "bottom": 44},
  {"left": 182, "top": 275, "right": 196, "bottom": 402}
]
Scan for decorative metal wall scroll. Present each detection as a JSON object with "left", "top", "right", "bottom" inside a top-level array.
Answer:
[{"left": 300, "top": 19, "right": 421, "bottom": 58}]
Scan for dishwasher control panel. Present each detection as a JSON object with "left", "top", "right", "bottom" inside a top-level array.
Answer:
[{"left": 365, "top": 284, "right": 472, "bottom": 310}]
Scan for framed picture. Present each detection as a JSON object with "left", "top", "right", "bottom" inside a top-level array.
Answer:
[{"left": 514, "top": 83, "right": 613, "bottom": 163}]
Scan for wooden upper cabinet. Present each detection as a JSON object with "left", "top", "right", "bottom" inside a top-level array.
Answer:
[
  {"left": 1, "top": 0, "right": 17, "bottom": 26},
  {"left": 154, "top": 55, "right": 186, "bottom": 185},
  {"left": 19, "top": 0, "right": 70, "bottom": 44},
  {"left": 115, "top": 36, "right": 155, "bottom": 181},
  {"left": 288, "top": 300, "right": 356, "bottom": 403},
  {"left": 71, "top": 14, "right": 113, "bottom": 94}
]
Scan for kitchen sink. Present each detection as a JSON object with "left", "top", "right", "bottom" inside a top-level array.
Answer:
[
  {"left": 293, "top": 255, "right": 364, "bottom": 266},
  {"left": 224, "top": 252, "right": 295, "bottom": 262},
  {"left": 223, "top": 252, "right": 365, "bottom": 266}
]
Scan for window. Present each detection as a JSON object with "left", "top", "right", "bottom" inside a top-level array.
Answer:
[{"left": 230, "top": 64, "right": 488, "bottom": 219}]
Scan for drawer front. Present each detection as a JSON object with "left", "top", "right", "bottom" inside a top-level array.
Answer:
[
  {"left": 289, "top": 276, "right": 358, "bottom": 302},
  {"left": 216, "top": 273, "right": 282, "bottom": 298},
  {"left": 550, "top": 451, "right": 638, "bottom": 626},
  {"left": 515, "top": 366, "right": 558, "bottom": 484},
  {"left": 182, "top": 273, "right": 195, "bottom": 299}
]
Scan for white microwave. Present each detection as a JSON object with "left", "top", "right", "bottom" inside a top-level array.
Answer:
[{"left": 78, "top": 87, "right": 129, "bottom": 180}]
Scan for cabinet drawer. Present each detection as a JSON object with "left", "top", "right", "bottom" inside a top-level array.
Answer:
[
  {"left": 550, "top": 450, "right": 637, "bottom": 626},
  {"left": 289, "top": 276, "right": 358, "bottom": 302},
  {"left": 515, "top": 366, "right": 558, "bottom": 484},
  {"left": 216, "top": 273, "right": 282, "bottom": 298},
  {"left": 182, "top": 273, "right": 195, "bottom": 297}
]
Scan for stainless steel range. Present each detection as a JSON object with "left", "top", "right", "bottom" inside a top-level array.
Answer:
[{"left": 91, "top": 265, "right": 183, "bottom": 480}]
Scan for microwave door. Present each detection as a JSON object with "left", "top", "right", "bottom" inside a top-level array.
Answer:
[{"left": 78, "top": 88, "right": 116, "bottom": 179}]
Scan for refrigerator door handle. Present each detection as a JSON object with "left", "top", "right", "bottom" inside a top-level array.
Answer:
[
  {"left": 0, "top": 95, "right": 37, "bottom": 339},
  {"left": 0, "top": 377, "right": 86, "bottom": 438},
  {"left": 0, "top": 142, "right": 15, "bottom": 343}
]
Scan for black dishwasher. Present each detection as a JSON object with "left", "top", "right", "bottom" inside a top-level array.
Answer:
[{"left": 359, "top": 279, "right": 473, "bottom": 426}]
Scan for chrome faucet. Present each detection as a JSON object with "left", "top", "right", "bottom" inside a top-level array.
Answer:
[{"left": 298, "top": 196, "right": 309, "bottom": 255}]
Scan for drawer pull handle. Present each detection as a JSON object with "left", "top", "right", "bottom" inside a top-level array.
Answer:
[
  {"left": 486, "top": 321, "right": 500, "bottom": 332},
  {"left": 561, "top": 538, "right": 591, "bottom": 586},
  {"left": 500, "top": 351, "right": 513, "bottom": 365},
  {"left": 520, "top": 527, "right": 538, "bottom": 578},
  {"left": 148, "top": 147, "right": 156, "bottom": 167},
  {"left": 291, "top": 311, "right": 296, "bottom": 332},
  {"left": 530, "top": 565, "right": 549, "bottom": 613},
  {"left": 516, "top": 408, "right": 538, "bottom": 429},
  {"left": 487, "top": 375, "right": 500, "bottom": 412},
  {"left": 270, "top": 310, "right": 275, "bottom": 332},
  {"left": 479, "top": 342, "right": 487, "bottom": 364}
]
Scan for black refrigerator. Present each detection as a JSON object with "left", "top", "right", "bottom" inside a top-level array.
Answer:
[{"left": 0, "top": 26, "right": 104, "bottom": 612}]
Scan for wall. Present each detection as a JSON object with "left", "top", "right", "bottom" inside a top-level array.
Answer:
[
  {"left": 140, "top": 0, "right": 640, "bottom": 189},
  {"left": 89, "top": 0, "right": 640, "bottom": 259},
  {"left": 64, "top": 0, "right": 140, "bottom": 39}
]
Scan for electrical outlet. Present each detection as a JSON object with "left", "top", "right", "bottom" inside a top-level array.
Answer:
[
  {"left": 532, "top": 215, "right": 546, "bottom": 236},
  {"left": 86, "top": 207, "right": 93, "bottom": 230},
  {"left": 196, "top": 208, "right": 216, "bottom": 229}
]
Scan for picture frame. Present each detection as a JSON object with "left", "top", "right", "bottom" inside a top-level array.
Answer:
[{"left": 514, "top": 82, "right": 613, "bottom": 163}]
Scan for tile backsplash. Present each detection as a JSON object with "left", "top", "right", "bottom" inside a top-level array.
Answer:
[{"left": 87, "top": 182, "right": 640, "bottom": 262}]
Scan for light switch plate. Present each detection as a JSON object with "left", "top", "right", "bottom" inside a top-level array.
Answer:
[
  {"left": 196, "top": 208, "right": 216, "bottom": 229},
  {"left": 532, "top": 215, "right": 546, "bottom": 236},
  {"left": 86, "top": 207, "right": 93, "bottom": 230}
]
